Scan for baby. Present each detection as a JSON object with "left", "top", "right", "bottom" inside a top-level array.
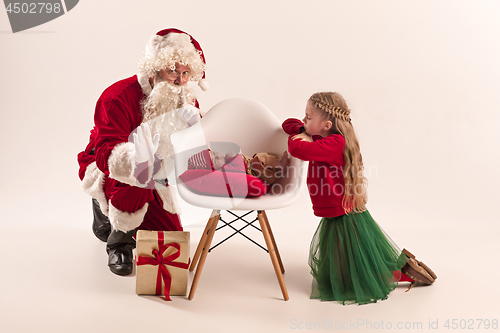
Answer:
[{"left": 188, "top": 149, "right": 289, "bottom": 185}]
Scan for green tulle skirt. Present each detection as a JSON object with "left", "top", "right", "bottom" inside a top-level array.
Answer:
[{"left": 309, "top": 210, "right": 407, "bottom": 305}]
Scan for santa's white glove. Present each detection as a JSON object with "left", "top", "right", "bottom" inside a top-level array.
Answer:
[
  {"left": 132, "top": 123, "right": 160, "bottom": 164},
  {"left": 175, "top": 87, "right": 201, "bottom": 126}
]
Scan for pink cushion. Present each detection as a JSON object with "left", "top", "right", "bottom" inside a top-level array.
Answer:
[{"left": 179, "top": 169, "right": 268, "bottom": 197}]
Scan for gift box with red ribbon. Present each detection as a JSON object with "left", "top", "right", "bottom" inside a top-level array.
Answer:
[{"left": 136, "top": 230, "right": 190, "bottom": 300}]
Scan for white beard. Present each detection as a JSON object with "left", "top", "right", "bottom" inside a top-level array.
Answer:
[{"left": 141, "top": 81, "right": 196, "bottom": 160}]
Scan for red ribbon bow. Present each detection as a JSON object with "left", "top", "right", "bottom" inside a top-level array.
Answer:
[{"left": 136, "top": 232, "right": 190, "bottom": 301}]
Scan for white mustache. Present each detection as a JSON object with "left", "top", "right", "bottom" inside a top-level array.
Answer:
[{"left": 142, "top": 81, "right": 195, "bottom": 122}]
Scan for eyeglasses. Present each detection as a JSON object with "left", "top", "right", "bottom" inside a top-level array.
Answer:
[{"left": 164, "top": 69, "right": 191, "bottom": 80}]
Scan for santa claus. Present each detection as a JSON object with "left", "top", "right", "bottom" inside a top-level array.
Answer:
[{"left": 77, "top": 28, "right": 208, "bottom": 276}]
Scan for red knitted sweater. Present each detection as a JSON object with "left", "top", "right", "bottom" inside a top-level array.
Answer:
[{"left": 282, "top": 118, "right": 348, "bottom": 217}]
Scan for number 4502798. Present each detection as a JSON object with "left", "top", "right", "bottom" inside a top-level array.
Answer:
[
  {"left": 6, "top": 3, "right": 62, "bottom": 14},
  {"left": 444, "top": 319, "right": 498, "bottom": 330}
]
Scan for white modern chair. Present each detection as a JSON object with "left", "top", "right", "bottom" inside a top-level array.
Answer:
[{"left": 171, "top": 98, "right": 306, "bottom": 300}]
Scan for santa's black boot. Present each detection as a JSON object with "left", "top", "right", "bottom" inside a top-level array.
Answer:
[
  {"left": 106, "top": 228, "right": 137, "bottom": 276},
  {"left": 92, "top": 199, "right": 111, "bottom": 242}
]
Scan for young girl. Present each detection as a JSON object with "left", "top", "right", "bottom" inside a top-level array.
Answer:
[{"left": 283, "top": 92, "right": 435, "bottom": 305}]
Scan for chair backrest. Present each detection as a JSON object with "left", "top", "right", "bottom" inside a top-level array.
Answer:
[
  {"left": 171, "top": 98, "right": 305, "bottom": 210},
  {"left": 200, "top": 98, "right": 288, "bottom": 156}
]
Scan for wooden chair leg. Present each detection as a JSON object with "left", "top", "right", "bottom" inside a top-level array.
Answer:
[
  {"left": 257, "top": 211, "right": 289, "bottom": 301},
  {"left": 261, "top": 210, "right": 285, "bottom": 274},
  {"left": 188, "top": 212, "right": 220, "bottom": 300},
  {"left": 190, "top": 210, "right": 217, "bottom": 272}
]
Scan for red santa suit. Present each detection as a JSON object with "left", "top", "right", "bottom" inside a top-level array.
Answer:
[
  {"left": 78, "top": 75, "right": 183, "bottom": 232},
  {"left": 78, "top": 28, "right": 209, "bottom": 276},
  {"left": 78, "top": 29, "right": 209, "bottom": 235}
]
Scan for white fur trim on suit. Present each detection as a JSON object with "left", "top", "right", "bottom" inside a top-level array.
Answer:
[
  {"left": 137, "top": 72, "right": 152, "bottom": 96},
  {"left": 109, "top": 202, "right": 149, "bottom": 232},
  {"left": 81, "top": 161, "right": 109, "bottom": 216},
  {"left": 198, "top": 78, "right": 209, "bottom": 91},
  {"left": 108, "top": 142, "right": 155, "bottom": 188},
  {"left": 108, "top": 142, "right": 139, "bottom": 187}
]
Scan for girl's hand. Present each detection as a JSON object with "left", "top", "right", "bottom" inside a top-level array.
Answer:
[{"left": 292, "top": 132, "right": 313, "bottom": 142}]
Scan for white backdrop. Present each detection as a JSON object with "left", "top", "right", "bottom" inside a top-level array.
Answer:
[
  {"left": 1, "top": 0, "right": 499, "bottom": 331},
  {"left": 1, "top": 0, "right": 499, "bottom": 231}
]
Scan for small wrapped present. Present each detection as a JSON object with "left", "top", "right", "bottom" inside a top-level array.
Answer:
[{"left": 136, "top": 230, "right": 190, "bottom": 300}]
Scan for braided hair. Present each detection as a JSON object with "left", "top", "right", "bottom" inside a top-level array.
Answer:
[{"left": 309, "top": 92, "right": 367, "bottom": 213}]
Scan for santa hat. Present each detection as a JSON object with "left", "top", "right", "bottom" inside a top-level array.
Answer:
[
  {"left": 138, "top": 28, "right": 208, "bottom": 95},
  {"left": 188, "top": 149, "right": 213, "bottom": 170}
]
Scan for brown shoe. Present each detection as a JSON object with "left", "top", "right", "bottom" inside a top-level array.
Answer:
[{"left": 401, "top": 249, "right": 437, "bottom": 291}]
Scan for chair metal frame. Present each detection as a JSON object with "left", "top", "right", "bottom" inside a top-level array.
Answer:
[
  {"left": 210, "top": 210, "right": 267, "bottom": 253},
  {"left": 188, "top": 209, "right": 287, "bottom": 300}
]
